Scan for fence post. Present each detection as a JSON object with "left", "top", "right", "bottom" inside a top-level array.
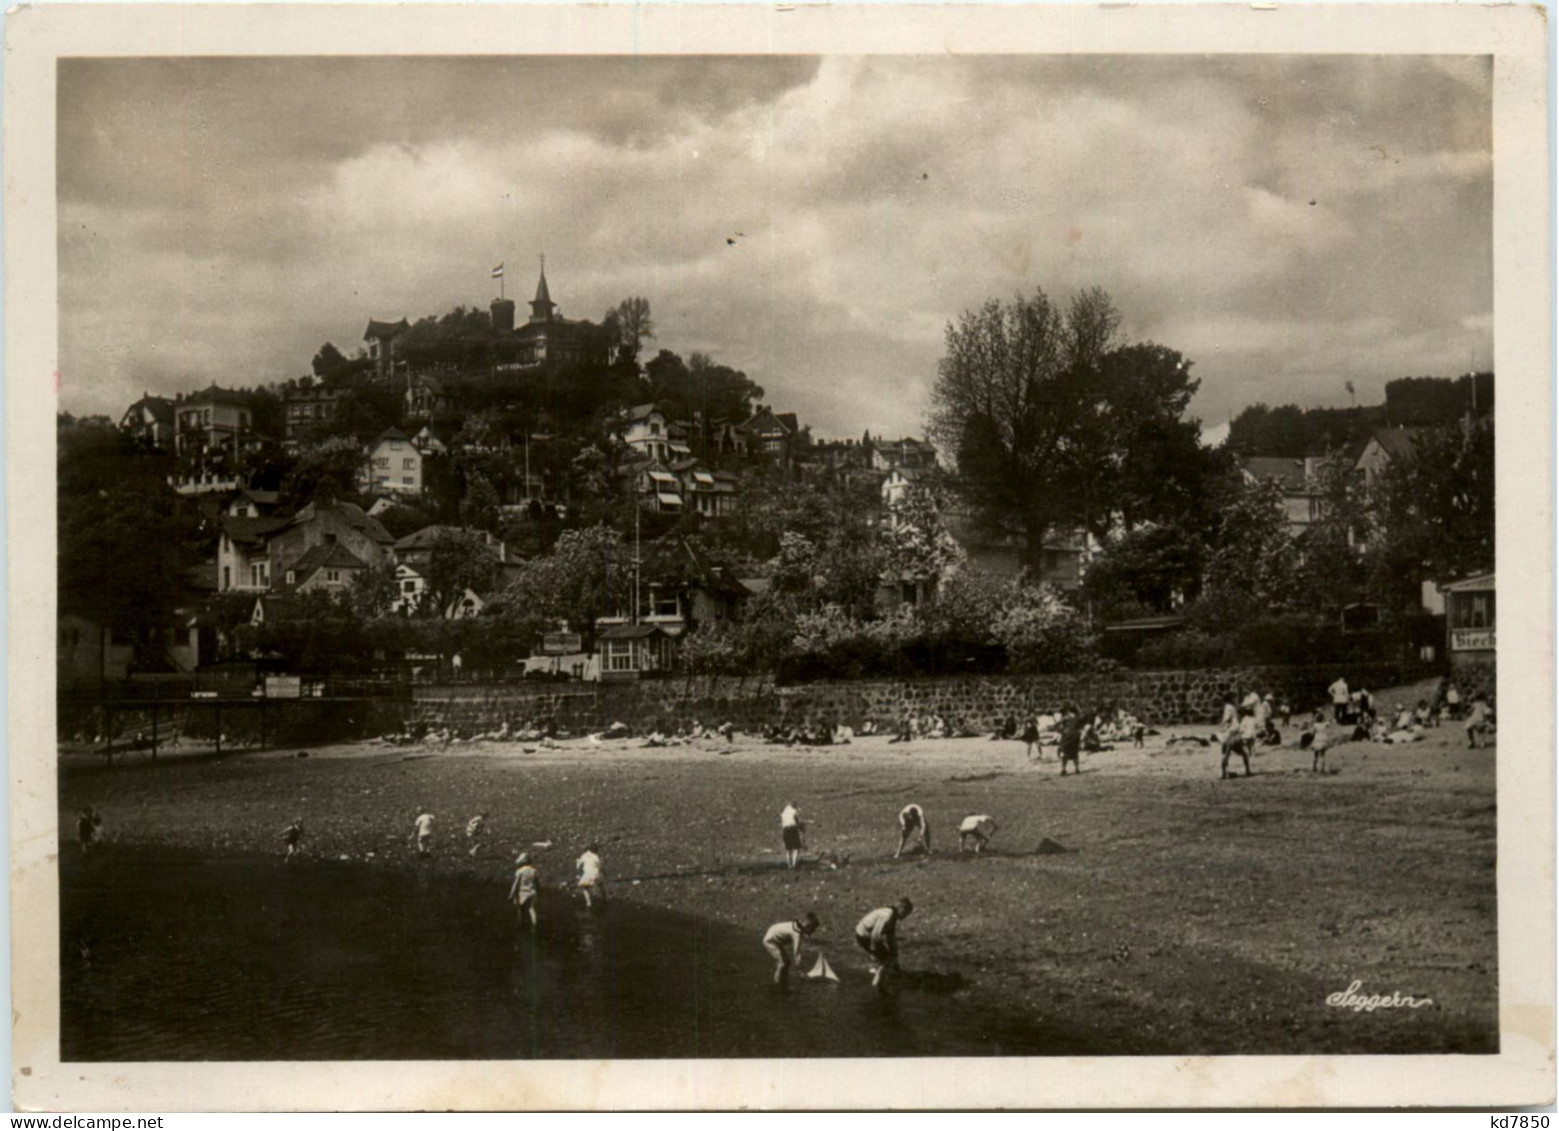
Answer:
[{"left": 151, "top": 699, "right": 159, "bottom": 760}]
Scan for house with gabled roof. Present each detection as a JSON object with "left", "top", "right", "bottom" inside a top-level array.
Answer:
[
  {"left": 278, "top": 540, "right": 370, "bottom": 595},
  {"left": 363, "top": 427, "right": 423, "bottom": 495},
  {"left": 1353, "top": 427, "right": 1429, "bottom": 486},
  {"left": 120, "top": 393, "right": 175, "bottom": 449},
  {"left": 266, "top": 500, "right": 393, "bottom": 581},
  {"left": 1237, "top": 455, "right": 1331, "bottom": 534},
  {"left": 364, "top": 317, "right": 410, "bottom": 378},
  {"left": 739, "top": 405, "right": 800, "bottom": 460}
]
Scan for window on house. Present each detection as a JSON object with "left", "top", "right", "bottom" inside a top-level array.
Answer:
[
  {"left": 403, "top": 477, "right": 414, "bottom": 486},
  {"left": 606, "top": 640, "right": 637, "bottom": 672},
  {"left": 403, "top": 458, "right": 415, "bottom": 470},
  {"left": 402, "top": 580, "right": 418, "bottom": 593},
  {"left": 223, "top": 566, "right": 231, "bottom": 590},
  {"left": 286, "top": 571, "right": 296, "bottom": 586},
  {"left": 326, "top": 570, "right": 340, "bottom": 583}
]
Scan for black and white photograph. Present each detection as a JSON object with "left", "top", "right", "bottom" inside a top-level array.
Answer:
[{"left": 9, "top": 3, "right": 1552, "bottom": 1112}]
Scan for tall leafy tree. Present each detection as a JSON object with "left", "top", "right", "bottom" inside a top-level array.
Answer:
[
  {"left": 605, "top": 296, "right": 655, "bottom": 361},
  {"left": 928, "top": 285, "right": 1205, "bottom": 570}
]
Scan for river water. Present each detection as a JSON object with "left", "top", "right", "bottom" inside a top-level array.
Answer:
[{"left": 61, "top": 847, "right": 1083, "bottom": 1060}]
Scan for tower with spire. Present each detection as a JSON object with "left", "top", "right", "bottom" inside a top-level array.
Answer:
[
  {"left": 528, "top": 256, "right": 557, "bottom": 324},
  {"left": 485, "top": 257, "right": 610, "bottom": 370}
]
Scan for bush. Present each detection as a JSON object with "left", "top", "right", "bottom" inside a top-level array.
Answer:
[{"left": 1135, "top": 628, "right": 1240, "bottom": 670}]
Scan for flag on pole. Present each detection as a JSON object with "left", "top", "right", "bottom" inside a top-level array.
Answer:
[{"left": 491, "top": 263, "right": 505, "bottom": 279}]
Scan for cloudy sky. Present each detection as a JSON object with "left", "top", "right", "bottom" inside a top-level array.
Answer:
[{"left": 58, "top": 54, "right": 1491, "bottom": 439}]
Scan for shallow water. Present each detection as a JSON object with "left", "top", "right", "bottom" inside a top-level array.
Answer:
[{"left": 61, "top": 846, "right": 1081, "bottom": 1060}]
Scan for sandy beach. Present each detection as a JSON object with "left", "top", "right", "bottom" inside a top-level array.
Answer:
[{"left": 58, "top": 701, "right": 1498, "bottom": 1057}]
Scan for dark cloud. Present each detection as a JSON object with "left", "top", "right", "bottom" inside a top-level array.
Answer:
[{"left": 58, "top": 55, "right": 1491, "bottom": 436}]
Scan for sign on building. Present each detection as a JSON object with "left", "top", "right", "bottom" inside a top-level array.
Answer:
[
  {"left": 543, "top": 632, "right": 583, "bottom": 655},
  {"left": 264, "top": 675, "right": 303, "bottom": 699},
  {"left": 1451, "top": 628, "right": 1495, "bottom": 652}
]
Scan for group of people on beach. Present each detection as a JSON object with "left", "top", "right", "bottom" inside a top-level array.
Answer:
[
  {"left": 765, "top": 799, "right": 1001, "bottom": 988},
  {"left": 1212, "top": 676, "right": 1497, "bottom": 779},
  {"left": 763, "top": 898, "right": 916, "bottom": 989}
]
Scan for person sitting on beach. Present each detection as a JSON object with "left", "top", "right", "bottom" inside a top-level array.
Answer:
[
  {"left": 411, "top": 810, "right": 436, "bottom": 857},
  {"left": 281, "top": 817, "right": 304, "bottom": 863},
  {"left": 855, "top": 899, "right": 913, "bottom": 987},
  {"left": 641, "top": 730, "right": 669, "bottom": 748},
  {"left": 466, "top": 813, "right": 488, "bottom": 858},
  {"left": 763, "top": 911, "right": 820, "bottom": 988},
  {"left": 1393, "top": 703, "right": 1415, "bottom": 733},
  {"left": 958, "top": 814, "right": 997, "bottom": 853},
  {"left": 1415, "top": 699, "right": 1433, "bottom": 728},
  {"left": 780, "top": 802, "right": 806, "bottom": 869},
  {"left": 1466, "top": 693, "right": 1493, "bottom": 749},
  {"left": 1082, "top": 715, "right": 1112, "bottom": 753},
  {"left": 718, "top": 721, "right": 737, "bottom": 743},
  {"left": 927, "top": 714, "right": 948, "bottom": 740},
  {"left": 858, "top": 719, "right": 877, "bottom": 737},
  {"left": 835, "top": 723, "right": 854, "bottom": 744},
  {"left": 993, "top": 715, "right": 1017, "bottom": 741},
  {"left": 508, "top": 853, "right": 540, "bottom": 931},
  {"left": 888, "top": 715, "right": 914, "bottom": 744},
  {"left": 575, "top": 843, "right": 607, "bottom": 908},
  {"left": 895, "top": 803, "right": 932, "bottom": 858},
  {"left": 77, "top": 807, "right": 103, "bottom": 855}
]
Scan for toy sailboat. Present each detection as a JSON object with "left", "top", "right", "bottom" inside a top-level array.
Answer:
[{"left": 806, "top": 955, "right": 840, "bottom": 982}]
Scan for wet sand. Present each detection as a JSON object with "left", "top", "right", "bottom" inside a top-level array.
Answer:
[{"left": 58, "top": 711, "right": 1499, "bottom": 1058}]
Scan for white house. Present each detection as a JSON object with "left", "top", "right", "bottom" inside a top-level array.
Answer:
[
  {"left": 621, "top": 404, "right": 671, "bottom": 463},
  {"left": 364, "top": 428, "right": 423, "bottom": 495}
]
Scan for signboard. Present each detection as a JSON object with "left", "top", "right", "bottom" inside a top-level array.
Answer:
[
  {"left": 542, "top": 632, "right": 583, "bottom": 656},
  {"left": 1451, "top": 628, "right": 1495, "bottom": 652},
  {"left": 264, "top": 675, "right": 303, "bottom": 699}
]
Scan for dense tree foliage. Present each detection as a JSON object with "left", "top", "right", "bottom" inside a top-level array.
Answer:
[{"left": 928, "top": 287, "right": 1208, "bottom": 570}]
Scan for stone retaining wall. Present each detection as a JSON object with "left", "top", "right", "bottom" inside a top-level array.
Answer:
[{"left": 393, "top": 660, "right": 1445, "bottom": 736}]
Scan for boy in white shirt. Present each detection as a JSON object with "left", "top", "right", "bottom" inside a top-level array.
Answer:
[
  {"left": 411, "top": 811, "right": 435, "bottom": 857},
  {"left": 958, "top": 814, "right": 997, "bottom": 853},
  {"left": 762, "top": 911, "right": 820, "bottom": 987},
  {"left": 780, "top": 802, "right": 806, "bottom": 869}
]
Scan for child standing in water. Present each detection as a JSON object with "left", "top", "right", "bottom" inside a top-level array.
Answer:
[
  {"left": 465, "top": 813, "right": 488, "bottom": 858},
  {"left": 762, "top": 911, "right": 820, "bottom": 987},
  {"left": 280, "top": 817, "right": 304, "bottom": 862},
  {"left": 411, "top": 810, "right": 435, "bottom": 857},
  {"left": 508, "top": 853, "right": 539, "bottom": 930},
  {"left": 576, "top": 843, "right": 607, "bottom": 908}
]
